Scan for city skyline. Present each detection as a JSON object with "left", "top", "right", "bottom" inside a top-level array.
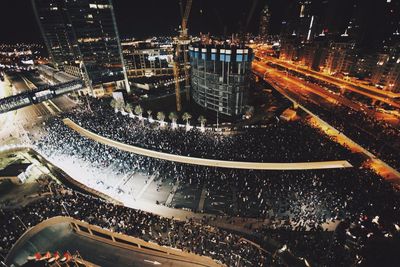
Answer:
[
  {"left": 1, "top": 0, "right": 396, "bottom": 46},
  {"left": 1, "top": 1, "right": 399, "bottom": 267}
]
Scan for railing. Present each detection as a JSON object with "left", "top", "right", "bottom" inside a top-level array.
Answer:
[
  {"left": 0, "top": 79, "right": 83, "bottom": 114},
  {"left": 5, "top": 216, "right": 222, "bottom": 267}
]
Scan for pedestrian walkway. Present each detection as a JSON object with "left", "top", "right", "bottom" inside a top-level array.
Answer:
[{"left": 63, "top": 118, "right": 353, "bottom": 170}]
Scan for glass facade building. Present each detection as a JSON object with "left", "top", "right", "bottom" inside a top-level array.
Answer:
[
  {"left": 32, "top": 0, "right": 129, "bottom": 92},
  {"left": 189, "top": 44, "right": 253, "bottom": 116}
]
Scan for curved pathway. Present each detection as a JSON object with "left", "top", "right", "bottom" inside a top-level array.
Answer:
[{"left": 63, "top": 118, "right": 352, "bottom": 170}]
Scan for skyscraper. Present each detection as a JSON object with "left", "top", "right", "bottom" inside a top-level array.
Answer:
[
  {"left": 259, "top": 5, "right": 271, "bottom": 42},
  {"left": 189, "top": 44, "right": 253, "bottom": 117},
  {"left": 32, "top": 0, "right": 130, "bottom": 93}
]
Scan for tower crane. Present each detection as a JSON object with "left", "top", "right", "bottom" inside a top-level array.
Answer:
[{"left": 174, "top": 0, "right": 192, "bottom": 111}]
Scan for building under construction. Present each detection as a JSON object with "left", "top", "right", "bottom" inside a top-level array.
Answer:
[{"left": 189, "top": 44, "right": 253, "bottom": 116}]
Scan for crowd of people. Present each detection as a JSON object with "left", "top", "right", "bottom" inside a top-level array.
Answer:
[
  {"left": 315, "top": 105, "right": 400, "bottom": 171},
  {"left": 31, "top": 106, "right": 398, "bottom": 224},
  {"left": 66, "top": 98, "right": 355, "bottom": 163},
  {"left": 0, "top": 185, "right": 270, "bottom": 267},
  {"left": 1, "top": 95, "right": 399, "bottom": 266}
]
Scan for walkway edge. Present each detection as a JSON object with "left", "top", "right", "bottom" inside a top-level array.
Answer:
[{"left": 63, "top": 118, "right": 352, "bottom": 170}]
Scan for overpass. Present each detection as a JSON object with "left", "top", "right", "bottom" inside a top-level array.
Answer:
[{"left": 0, "top": 76, "right": 83, "bottom": 114}]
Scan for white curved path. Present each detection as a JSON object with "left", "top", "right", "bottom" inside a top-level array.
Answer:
[{"left": 63, "top": 118, "right": 352, "bottom": 170}]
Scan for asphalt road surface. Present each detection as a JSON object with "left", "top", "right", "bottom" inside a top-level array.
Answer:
[{"left": 0, "top": 72, "right": 76, "bottom": 142}]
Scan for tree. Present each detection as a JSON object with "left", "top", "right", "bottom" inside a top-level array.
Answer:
[
  {"left": 198, "top": 115, "right": 207, "bottom": 128},
  {"left": 182, "top": 112, "right": 192, "bottom": 125},
  {"left": 134, "top": 105, "right": 143, "bottom": 118},
  {"left": 157, "top": 111, "right": 165, "bottom": 122},
  {"left": 125, "top": 103, "right": 133, "bottom": 114},
  {"left": 110, "top": 99, "right": 117, "bottom": 110},
  {"left": 169, "top": 112, "right": 178, "bottom": 127}
]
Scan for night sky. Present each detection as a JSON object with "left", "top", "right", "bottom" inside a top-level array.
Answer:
[
  {"left": 0, "top": 0, "right": 391, "bottom": 47},
  {"left": 0, "top": 0, "right": 287, "bottom": 43}
]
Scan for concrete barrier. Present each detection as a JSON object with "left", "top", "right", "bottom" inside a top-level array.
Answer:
[
  {"left": 63, "top": 118, "right": 353, "bottom": 170},
  {"left": 6, "top": 216, "right": 222, "bottom": 267}
]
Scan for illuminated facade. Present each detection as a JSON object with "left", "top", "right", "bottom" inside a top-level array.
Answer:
[
  {"left": 189, "top": 44, "right": 253, "bottom": 116},
  {"left": 371, "top": 45, "right": 400, "bottom": 93},
  {"left": 122, "top": 41, "right": 174, "bottom": 78},
  {"left": 323, "top": 40, "right": 355, "bottom": 75},
  {"left": 259, "top": 5, "right": 271, "bottom": 41},
  {"left": 32, "top": 0, "right": 130, "bottom": 92}
]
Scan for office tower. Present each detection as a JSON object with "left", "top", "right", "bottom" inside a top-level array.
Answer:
[
  {"left": 383, "top": 0, "right": 400, "bottom": 45},
  {"left": 121, "top": 40, "right": 174, "bottom": 78},
  {"left": 259, "top": 5, "right": 271, "bottom": 41},
  {"left": 189, "top": 44, "right": 253, "bottom": 116},
  {"left": 32, "top": 0, "right": 130, "bottom": 93},
  {"left": 31, "top": 0, "right": 78, "bottom": 68}
]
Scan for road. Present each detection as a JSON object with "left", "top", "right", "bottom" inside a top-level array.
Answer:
[
  {"left": 257, "top": 53, "right": 400, "bottom": 108},
  {"left": 0, "top": 72, "right": 77, "bottom": 144},
  {"left": 252, "top": 63, "right": 400, "bottom": 182},
  {"left": 63, "top": 118, "right": 352, "bottom": 170},
  {"left": 253, "top": 61, "right": 400, "bottom": 126},
  {"left": 6, "top": 222, "right": 210, "bottom": 267}
]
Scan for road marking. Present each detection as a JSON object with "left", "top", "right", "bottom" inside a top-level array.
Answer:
[
  {"left": 143, "top": 259, "right": 162, "bottom": 265},
  {"left": 165, "top": 179, "right": 180, "bottom": 206},
  {"left": 197, "top": 184, "right": 207, "bottom": 212},
  {"left": 136, "top": 172, "right": 158, "bottom": 200},
  {"left": 48, "top": 99, "right": 62, "bottom": 112}
]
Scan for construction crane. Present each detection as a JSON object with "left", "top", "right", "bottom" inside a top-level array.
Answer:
[{"left": 174, "top": 0, "right": 192, "bottom": 112}]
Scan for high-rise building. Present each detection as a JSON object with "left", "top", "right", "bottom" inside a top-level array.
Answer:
[
  {"left": 323, "top": 39, "right": 356, "bottom": 75},
  {"left": 32, "top": 0, "right": 130, "bottom": 93},
  {"left": 279, "top": 35, "right": 301, "bottom": 62},
  {"left": 189, "top": 44, "right": 253, "bottom": 117},
  {"left": 122, "top": 41, "right": 174, "bottom": 78},
  {"left": 383, "top": 0, "right": 400, "bottom": 46},
  {"left": 371, "top": 45, "right": 400, "bottom": 93},
  {"left": 259, "top": 5, "right": 271, "bottom": 42}
]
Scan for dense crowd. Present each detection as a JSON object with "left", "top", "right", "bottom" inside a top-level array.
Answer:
[
  {"left": 66, "top": 98, "right": 354, "bottom": 163},
  {"left": 33, "top": 115, "right": 399, "bottom": 227},
  {"left": 2, "top": 96, "right": 397, "bottom": 266},
  {"left": 0, "top": 186, "right": 270, "bottom": 267},
  {"left": 315, "top": 105, "right": 400, "bottom": 171},
  {"left": 267, "top": 62, "right": 400, "bottom": 171}
]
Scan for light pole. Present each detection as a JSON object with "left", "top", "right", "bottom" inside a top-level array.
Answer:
[
  {"left": 14, "top": 213, "right": 28, "bottom": 230},
  {"left": 61, "top": 201, "right": 71, "bottom": 217},
  {"left": 216, "top": 109, "right": 219, "bottom": 130}
]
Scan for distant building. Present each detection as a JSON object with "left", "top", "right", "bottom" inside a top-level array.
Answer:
[
  {"left": 259, "top": 5, "right": 271, "bottom": 41},
  {"left": 280, "top": 36, "right": 301, "bottom": 62},
  {"left": 32, "top": 0, "right": 130, "bottom": 93},
  {"left": 323, "top": 40, "right": 356, "bottom": 75},
  {"left": 189, "top": 44, "right": 253, "bottom": 116},
  {"left": 281, "top": 0, "right": 316, "bottom": 42},
  {"left": 121, "top": 41, "right": 174, "bottom": 78},
  {"left": 350, "top": 52, "right": 378, "bottom": 79},
  {"left": 371, "top": 45, "right": 400, "bottom": 93}
]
